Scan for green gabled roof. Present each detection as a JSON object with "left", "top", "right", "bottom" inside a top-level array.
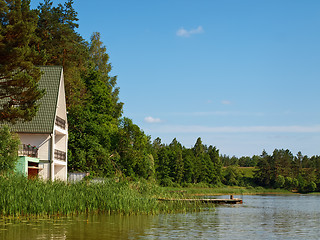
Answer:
[{"left": 8, "top": 66, "right": 63, "bottom": 133}]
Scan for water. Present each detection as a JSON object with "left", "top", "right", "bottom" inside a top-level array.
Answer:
[{"left": 1, "top": 194, "right": 320, "bottom": 240}]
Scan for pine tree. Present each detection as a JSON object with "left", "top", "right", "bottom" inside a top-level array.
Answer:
[
  {"left": 0, "top": 0, "right": 44, "bottom": 123},
  {"left": 35, "top": 0, "right": 88, "bottom": 108}
]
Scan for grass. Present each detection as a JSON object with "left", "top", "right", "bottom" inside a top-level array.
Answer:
[
  {"left": 162, "top": 185, "right": 295, "bottom": 197},
  {"left": 1, "top": 174, "right": 303, "bottom": 218},
  {"left": 0, "top": 175, "right": 207, "bottom": 218}
]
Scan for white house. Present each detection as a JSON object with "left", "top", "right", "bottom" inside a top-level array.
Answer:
[{"left": 8, "top": 66, "right": 68, "bottom": 181}]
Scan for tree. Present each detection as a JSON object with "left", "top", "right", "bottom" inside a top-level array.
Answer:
[
  {"left": 67, "top": 66, "right": 121, "bottom": 176},
  {"left": 272, "top": 149, "right": 293, "bottom": 178},
  {"left": 223, "top": 165, "right": 244, "bottom": 186},
  {"left": 0, "top": 0, "right": 45, "bottom": 123},
  {"left": 88, "top": 32, "right": 123, "bottom": 120},
  {"left": 207, "top": 145, "right": 222, "bottom": 184},
  {"left": 182, "top": 148, "right": 195, "bottom": 183},
  {"left": 0, "top": 125, "right": 20, "bottom": 174},
  {"left": 254, "top": 150, "right": 273, "bottom": 186},
  {"left": 168, "top": 138, "right": 184, "bottom": 183},
  {"left": 156, "top": 146, "right": 172, "bottom": 185},
  {"left": 115, "top": 117, "right": 152, "bottom": 178},
  {"left": 66, "top": 31, "right": 123, "bottom": 176},
  {"left": 35, "top": 0, "right": 88, "bottom": 108}
]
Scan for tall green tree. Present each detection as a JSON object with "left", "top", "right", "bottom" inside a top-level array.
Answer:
[
  {"left": 35, "top": 0, "right": 88, "bottom": 108},
  {"left": 0, "top": 125, "right": 20, "bottom": 174},
  {"left": 88, "top": 32, "right": 123, "bottom": 119},
  {"left": 156, "top": 146, "right": 172, "bottom": 185},
  {"left": 0, "top": 0, "right": 44, "bottom": 123},
  {"left": 254, "top": 150, "right": 273, "bottom": 186},
  {"left": 67, "top": 31, "right": 123, "bottom": 176},
  {"left": 168, "top": 138, "right": 184, "bottom": 183},
  {"left": 182, "top": 148, "right": 195, "bottom": 183},
  {"left": 115, "top": 117, "right": 152, "bottom": 178},
  {"left": 67, "top": 66, "right": 120, "bottom": 176},
  {"left": 207, "top": 145, "right": 222, "bottom": 184}
]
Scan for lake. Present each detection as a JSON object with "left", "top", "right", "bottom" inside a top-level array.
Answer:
[{"left": 1, "top": 194, "right": 319, "bottom": 239}]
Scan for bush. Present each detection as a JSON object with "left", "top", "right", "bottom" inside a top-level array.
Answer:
[
  {"left": 275, "top": 175, "right": 285, "bottom": 188},
  {"left": 0, "top": 125, "right": 20, "bottom": 174}
]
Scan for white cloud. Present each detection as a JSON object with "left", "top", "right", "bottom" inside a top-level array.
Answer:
[
  {"left": 221, "top": 100, "right": 231, "bottom": 105},
  {"left": 144, "top": 116, "right": 162, "bottom": 123},
  {"left": 171, "top": 111, "right": 265, "bottom": 117},
  {"left": 176, "top": 26, "right": 204, "bottom": 37},
  {"left": 146, "top": 124, "right": 320, "bottom": 133}
]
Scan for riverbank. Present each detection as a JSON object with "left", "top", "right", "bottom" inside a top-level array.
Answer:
[
  {"left": 1, "top": 175, "right": 313, "bottom": 218},
  {"left": 0, "top": 175, "right": 207, "bottom": 218},
  {"left": 162, "top": 185, "right": 296, "bottom": 197}
]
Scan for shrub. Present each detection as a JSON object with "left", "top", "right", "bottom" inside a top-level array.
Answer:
[{"left": 0, "top": 125, "right": 20, "bottom": 174}]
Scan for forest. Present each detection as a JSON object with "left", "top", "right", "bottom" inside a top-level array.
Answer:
[{"left": 1, "top": 0, "right": 319, "bottom": 193}]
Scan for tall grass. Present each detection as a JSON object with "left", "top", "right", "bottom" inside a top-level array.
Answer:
[
  {"left": 0, "top": 175, "right": 205, "bottom": 217},
  {"left": 163, "top": 185, "right": 294, "bottom": 196}
]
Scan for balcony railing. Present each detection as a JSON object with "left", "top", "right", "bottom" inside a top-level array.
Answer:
[
  {"left": 54, "top": 149, "right": 66, "bottom": 161},
  {"left": 55, "top": 116, "right": 66, "bottom": 129},
  {"left": 19, "top": 144, "right": 38, "bottom": 158}
]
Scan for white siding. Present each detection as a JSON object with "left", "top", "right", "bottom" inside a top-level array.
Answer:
[
  {"left": 55, "top": 134, "right": 67, "bottom": 151},
  {"left": 38, "top": 162, "right": 50, "bottom": 180},
  {"left": 18, "top": 133, "right": 51, "bottom": 161},
  {"left": 54, "top": 165, "right": 67, "bottom": 181},
  {"left": 56, "top": 71, "right": 67, "bottom": 121}
]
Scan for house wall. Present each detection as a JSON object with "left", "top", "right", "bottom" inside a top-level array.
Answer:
[
  {"left": 19, "top": 133, "right": 51, "bottom": 160},
  {"left": 19, "top": 134, "right": 53, "bottom": 180},
  {"left": 15, "top": 157, "right": 28, "bottom": 176},
  {"left": 39, "top": 162, "right": 50, "bottom": 180},
  {"left": 15, "top": 156, "right": 40, "bottom": 177},
  {"left": 56, "top": 72, "right": 67, "bottom": 121},
  {"left": 54, "top": 165, "right": 67, "bottom": 181},
  {"left": 55, "top": 134, "right": 67, "bottom": 151}
]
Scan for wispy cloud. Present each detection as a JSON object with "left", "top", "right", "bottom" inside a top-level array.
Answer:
[
  {"left": 176, "top": 26, "right": 204, "bottom": 37},
  {"left": 144, "top": 116, "right": 162, "bottom": 123},
  {"left": 171, "top": 111, "right": 265, "bottom": 117},
  {"left": 146, "top": 125, "right": 320, "bottom": 133},
  {"left": 221, "top": 100, "right": 232, "bottom": 105}
]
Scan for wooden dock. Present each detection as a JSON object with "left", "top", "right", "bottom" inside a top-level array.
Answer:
[{"left": 158, "top": 198, "right": 243, "bottom": 204}]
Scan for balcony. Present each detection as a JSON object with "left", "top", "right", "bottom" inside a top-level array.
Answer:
[
  {"left": 55, "top": 116, "right": 66, "bottom": 129},
  {"left": 19, "top": 144, "right": 38, "bottom": 158},
  {"left": 54, "top": 149, "right": 66, "bottom": 161}
]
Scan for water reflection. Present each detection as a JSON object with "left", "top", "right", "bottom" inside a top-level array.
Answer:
[{"left": 1, "top": 195, "right": 320, "bottom": 240}]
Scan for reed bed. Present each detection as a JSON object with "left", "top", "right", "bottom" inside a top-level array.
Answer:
[
  {"left": 163, "top": 185, "right": 294, "bottom": 197},
  {"left": 0, "top": 175, "right": 206, "bottom": 218}
]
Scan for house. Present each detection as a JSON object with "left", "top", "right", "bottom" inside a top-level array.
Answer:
[{"left": 6, "top": 66, "right": 68, "bottom": 181}]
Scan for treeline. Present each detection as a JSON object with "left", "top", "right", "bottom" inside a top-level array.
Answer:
[
  {"left": 1, "top": 1, "right": 319, "bottom": 193},
  {"left": 0, "top": 1, "right": 222, "bottom": 184},
  {"left": 152, "top": 137, "right": 222, "bottom": 186},
  {"left": 220, "top": 150, "right": 320, "bottom": 193},
  {"left": 254, "top": 150, "right": 320, "bottom": 193},
  {"left": 220, "top": 151, "right": 316, "bottom": 169}
]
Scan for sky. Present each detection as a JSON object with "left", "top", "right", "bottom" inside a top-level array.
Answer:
[{"left": 30, "top": 0, "right": 320, "bottom": 157}]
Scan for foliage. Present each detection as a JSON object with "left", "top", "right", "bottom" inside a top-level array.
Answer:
[
  {"left": 253, "top": 149, "right": 320, "bottom": 193},
  {"left": 222, "top": 166, "right": 244, "bottom": 186},
  {"left": 0, "top": 125, "right": 20, "bottom": 174},
  {"left": 1, "top": 0, "right": 319, "bottom": 195},
  {"left": 0, "top": 0, "right": 45, "bottom": 123}
]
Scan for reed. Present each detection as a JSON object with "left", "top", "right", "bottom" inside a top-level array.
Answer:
[
  {"left": 0, "top": 175, "right": 205, "bottom": 217},
  {"left": 163, "top": 185, "right": 294, "bottom": 196}
]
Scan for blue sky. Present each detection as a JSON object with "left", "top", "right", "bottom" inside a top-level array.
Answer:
[{"left": 31, "top": 0, "right": 320, "bottom": 157}]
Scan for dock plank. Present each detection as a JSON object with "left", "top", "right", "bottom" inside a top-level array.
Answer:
[{"left": 158, "top": 198, "right": 243, "bottom": 204}]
